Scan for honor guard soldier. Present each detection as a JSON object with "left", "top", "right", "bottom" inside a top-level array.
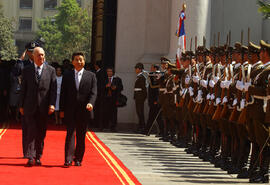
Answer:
[
  {"left": 248, "top": 40, "right": 270, "bottom": 183},
  {"left": 238, "top": 42, "right": 264, "bottom": 178},
  {"left": 134, "top": 62, "right": 147, "bottom": 134}
]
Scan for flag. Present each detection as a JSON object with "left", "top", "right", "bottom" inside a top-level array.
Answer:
[{"left": 176, "top": 10, "right": 186, "bottom": 58}]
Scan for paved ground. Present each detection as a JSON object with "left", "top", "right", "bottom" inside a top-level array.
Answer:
[{"left": 95, "top": 131, "right": 251, "bottom": 185}]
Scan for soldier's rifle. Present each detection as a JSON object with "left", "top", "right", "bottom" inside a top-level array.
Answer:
[
  {"left": 229, "top": 30, "right": 244, "bottom": 122},
  {"left": 220, "top": 31, "right": 233, "bottom": 119},
  {"left": 179, "top": 37, "right": 193, "bottom": 107},
  {"left": 196, "top": 36, "right": 208, "bottom": 114},
  {"left": 237, "top": 27, "right": 251, "bottom": 124},
  {"left": 187, "top": 36, "right": 197, "bottom": 111}
]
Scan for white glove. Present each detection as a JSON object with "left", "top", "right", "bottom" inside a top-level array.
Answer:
[
  {"left": 210, "top": 94, "right": 215, "bottom": 100},
  {"left": 216, "top": 97, "right": 221, "bottom": 105},
  {"left": 222, "top": 96, "right": 228, "bottom": 104},
  {"left": 196, "top": 91, "right": 202, "bottom": 103},
  {"left": 213, "top": 76, "right": 220, "bottom": 84},
  {"left": 244, "top": 82, "right": 251, "bottom": 92},
  {"left": 233, "top": 98, "right": 238, "bottom": 106},
  {"left": 209, "top": 80, "right": 215, "bottom": 88},
  {"left": 189, "top": 87, "right": 194, "bottom": 96},
  {"left": 200, "top": 80, "right": 208, "bottom": 88},
  {"left": 193, "top": 76, "right": 200, "bottom": 84},
  {"left": 236, "top": 80, "right": 244, "bottom": 91},
  {"left": 224, "top": 80, "right": 232, "bottom": 89},
  {"left": 206, "top": 93, "right": 211, "bottom": 100},
  {"left": 185, "top": 77, "right": 190, "bottom": 85},
  {"left": 220, "top": 81, "right": 226, "bottom": 89},
  {"left": 156, "top": 73, "right": 162, "bottom": 79},
  {"left": 240, "top": 99, "right": 246, "bottom": 109}
]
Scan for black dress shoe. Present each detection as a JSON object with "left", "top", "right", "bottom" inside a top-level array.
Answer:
[
  {"left": 64, "top": 161, "right": 72, "bottom": 167},
  {"left": 26, "top": 159, "right": 34, "bottom": 167},
  {"left": 35, "top": 159, "right": 42, "bottom": 166},
  {"left": 74, "top": 161, "right": 81, "bottom": 166}
]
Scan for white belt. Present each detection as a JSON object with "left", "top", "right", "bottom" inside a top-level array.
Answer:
[
  {"left": 134, "top": 88, "right": 142, "bottom": 91},
  {"left": 159, "top": 88, "right": 166, "bottom": 91},
  {"left": 253, "top": 95, "right": 270, "bottom": 113}
]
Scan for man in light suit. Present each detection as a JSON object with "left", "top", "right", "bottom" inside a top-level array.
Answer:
[
  {"left": 60, "top": 52, "right": 97, "bottom": 167},
  {"left": 19, "top": 47, "right": 57, "bottom": 167}
]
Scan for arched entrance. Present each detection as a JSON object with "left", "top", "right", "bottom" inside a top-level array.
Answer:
[{"left": 91, "top": 0, "right": 117, "bottom": 69}]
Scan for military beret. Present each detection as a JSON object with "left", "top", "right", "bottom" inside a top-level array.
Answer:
[
  {"left": 160, "top": 56, "right": 170, "bottom": 64},
  {"left": 218, "top": 46, "right": 226, "bottom": 56},
  {"left": 181, "top": 52, "right": 187, "bottom": 60},
  {"left": 25, "top": 42, "right": 39, "bottom": 52},
  {"left": 210, "top": 46, "right": 217, "bottom": 55},
  {"left": 248, "top": 42, "right": 260, "bottom": 54},
  {"left": 196, "top": 46, "right": 205, "bottom": 55},
  {"left": 135, "top": 62, "right": 144, "bottom": 69},
  {"left": 167, "top": 61, "right": 176, "bottom": 68},
  {"left": 234, "top": 42, "right": 242, "bottom": 53},
  {"left": 260, "top": 40, "right": 270, "bottom": 54},
  {"left": 241, "top": 45, "right": 248, "bottom": 54}
]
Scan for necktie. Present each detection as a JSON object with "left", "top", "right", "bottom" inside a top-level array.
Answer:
[
  {"left": 108, "top": 77, "right": 112, "bottom": 96},
  {"left": 36, "top": 66, "right": 41, "bottom": 82},
  {"left": 75, "top": 72, "right": 79, "bottom": 90}
]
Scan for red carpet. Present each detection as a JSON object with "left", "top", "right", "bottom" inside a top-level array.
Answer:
[{"left": 0, "top": 124, "right": 141, "bottom": 185}]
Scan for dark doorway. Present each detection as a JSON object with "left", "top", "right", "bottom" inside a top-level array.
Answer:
[{"left": 91, "top": 0, "right": 117, "bottom": 69}]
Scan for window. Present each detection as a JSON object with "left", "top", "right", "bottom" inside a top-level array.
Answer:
[
  {"left": 44, "top": 0, "right": 57, "bottom": 10},
  {"left": 19, "top": 17, "right": 32, "bottom": 31},
  {"left": 20, "top": 0, "right": 33, "bottom": 9}
]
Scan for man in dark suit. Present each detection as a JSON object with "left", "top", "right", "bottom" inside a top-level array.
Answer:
[
  {"left": 101, "top": 67, "right": 123, "bottom": 131},
  {"left": 94, "top": 61, "right": 105, "bottom": 129},
  {"left": 13, "top": 42, "right": 38, "bottom": 158},
  {"left": 60, "top": 52, "right": 97, "bottom": 167},
  {"left": 19, "top": 47, "right": 57, "bottom": 167}
]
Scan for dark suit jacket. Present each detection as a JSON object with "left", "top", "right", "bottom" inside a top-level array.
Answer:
[
  {"left": 60, "top": 69, "right": 97, "bottom": 121},
  {"left": 103, "top": 76, "right": 123, "bottom": 103},
  {"left": 95, "top": 69, "right": 106, "bottom": 98},
  {"left": 19, "top": 63, "right": 57, "bottom": 116}
]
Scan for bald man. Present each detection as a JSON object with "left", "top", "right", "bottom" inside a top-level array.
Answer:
[{"left": 19, "top": 47, "right": 57, "bottom": 167}]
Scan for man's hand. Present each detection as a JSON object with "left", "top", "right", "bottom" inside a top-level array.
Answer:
[
  {"left": 19, "top": 108, "right": 24, "bottom": 115},
  {"left": 86, "top": 103, "right": 93, "bottom": 111},
  {"left": 60, "top": 111, "right": 64, "bottom": 118},
  {"left": 106, "top": 83, "right": 111, "bottom": 87},
  {"left": 20, "top": 50, "right": 27, "bottom": 60},
  {"left": 111, "top": 85, "right": 116, "bottom": 90},
  {"left": 48, "top": 105, "right": 55, "bottom": 115}
]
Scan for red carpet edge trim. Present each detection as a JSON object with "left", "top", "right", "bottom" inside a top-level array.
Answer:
[
  {"left": 0, "top": 124, "right": 8, "bottom": 140},
  {"left": 86, "top": 131, "right": 141, "bottom": 185}
]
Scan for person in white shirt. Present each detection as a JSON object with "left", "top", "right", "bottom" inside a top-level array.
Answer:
[{"left": 55, "top": 66, "right": 63, "bottom": 124}]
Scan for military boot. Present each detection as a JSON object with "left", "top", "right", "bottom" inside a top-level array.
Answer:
[{"left": 249, "top": 147, "right": 269, "bottom": 183}]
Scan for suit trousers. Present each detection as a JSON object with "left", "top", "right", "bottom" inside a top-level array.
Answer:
[
  {"left": 102, "top": 97, "right": 117, "bottom": 129},
  {"left": 135, "top": 99, "right": 145, "bottom": 129},
  {"left": 65, "top": 110, "right": 88, "bottom": 162},
  {"left": 24, "top": 110, "right": 47, "bottom": 160},
  {"left": 21, "top": 116, "right": 28, "bottom": 157}
]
